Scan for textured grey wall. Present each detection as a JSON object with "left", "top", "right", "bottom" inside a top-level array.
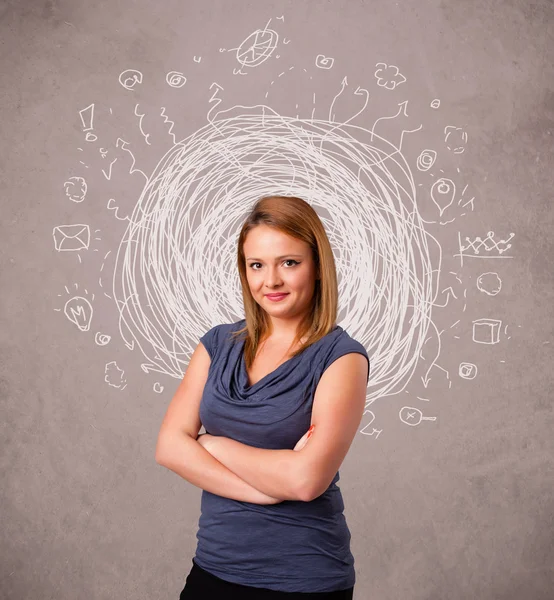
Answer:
[{"left": 1, "top": 1, "right": 553, "bottom": 598}]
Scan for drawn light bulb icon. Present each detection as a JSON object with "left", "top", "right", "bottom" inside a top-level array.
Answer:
[
  {"left": 399, "top": 406, "right": 437, "bottom": 427},
  {"left": 64, "top": 296, "right": 93, "bottom": 332}
]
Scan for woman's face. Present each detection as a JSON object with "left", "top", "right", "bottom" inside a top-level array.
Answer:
[{"left": 243, "top": 224, "right": 318, "bottom": 323}]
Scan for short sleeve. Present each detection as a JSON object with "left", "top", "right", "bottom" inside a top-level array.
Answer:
[
  {"left": 319, "top": 336, "right": 370, "bottom": 384},
  {"left": 199, "top": 324, "right": 221, "bottom": 361}
]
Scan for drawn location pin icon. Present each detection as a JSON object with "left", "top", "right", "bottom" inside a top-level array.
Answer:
[
  {"left": 64, "top": 296, "right": 93, "bottom": 332},
  {"left": 431, "top": 178, "right": 455, "bottom": 216},
  {"left": 399, "top": 406, "right": 437, "bottom": 427}
]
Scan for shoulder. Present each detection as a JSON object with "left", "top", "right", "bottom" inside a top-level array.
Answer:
[
  {"left": 201, "top": 318, "right": 244, "bottom": 337},
  {"left": 199, "top": 319, "right": 244, "bottom": 360},
  {"left": 318, "top": 327, "right": 370, "bottom": 383}
]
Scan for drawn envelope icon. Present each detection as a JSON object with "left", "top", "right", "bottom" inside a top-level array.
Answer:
[{"left": 53, "top": 224, "right": 90, "bottom": 251}]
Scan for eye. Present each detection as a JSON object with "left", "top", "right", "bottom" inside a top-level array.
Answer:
[{"left": 248, "top": 260, "right": 300, "bottom": 270}]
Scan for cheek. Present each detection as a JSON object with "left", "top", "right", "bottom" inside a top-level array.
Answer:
[
  {"left": 287, "top": 270, "right": 313, "bottom": 289},
  {"left": 247, "top": 272, "right": 262, "bottom": 288}
]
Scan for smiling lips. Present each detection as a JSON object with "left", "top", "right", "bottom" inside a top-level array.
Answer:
[{"left": 265, "top": 293, "right": 289, "bottom": 301}]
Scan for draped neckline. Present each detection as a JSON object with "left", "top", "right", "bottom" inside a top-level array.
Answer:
[{"left": 238, "top": 324, "right": 341, "bottom": 392}]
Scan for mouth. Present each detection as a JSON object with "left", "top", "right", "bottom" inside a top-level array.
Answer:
[{"left": 265, "top": 293, "right": 289, "bottom": 301}]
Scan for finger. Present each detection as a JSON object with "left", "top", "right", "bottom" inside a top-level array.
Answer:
[
  {"left": 293, "top": 439, "right": 306, "bottom": 451},
  {"left": 293, "top": 431, "right": 309, "bottom": 448},
  {"left": 294, "top": 432, "right": 313, "bottom": 452},
  {"left": 293, "top": 436, "right": 307, "bottom": 451},
  {"left": 293, "top": 438, "right": 304, "bottom": 451}
]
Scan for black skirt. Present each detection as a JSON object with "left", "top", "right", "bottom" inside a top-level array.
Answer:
[{"left": 179, "top": 559, "right": 354, "bottom": 599}]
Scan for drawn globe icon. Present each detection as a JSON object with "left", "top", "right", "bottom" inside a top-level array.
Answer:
[{"left": 236, "top": 28, "right": 278, "bottom": 67}]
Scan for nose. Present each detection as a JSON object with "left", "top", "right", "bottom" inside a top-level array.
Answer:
[{"left": 265, "top": 266, "right": 283, "bottom": 288}]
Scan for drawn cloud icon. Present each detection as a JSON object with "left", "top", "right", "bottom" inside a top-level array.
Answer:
[{"left": 374, "top": 63, "right": 406, "bottom": 90}]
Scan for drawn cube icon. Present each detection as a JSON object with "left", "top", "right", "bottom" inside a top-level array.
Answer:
[{"left": 472, "top": 318, "right": 502, "bottom": 344}]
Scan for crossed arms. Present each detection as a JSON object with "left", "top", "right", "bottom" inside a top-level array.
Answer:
[{"left": 157, "top": 352, "right": 368, "bottom": 503}]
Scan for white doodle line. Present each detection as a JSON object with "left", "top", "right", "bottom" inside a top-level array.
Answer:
[
  {"left": 134, "top": 104, "right": 151, "bottom": 145},
  {"left": 113, "top": 105, "right": 438, "bottom": 402},
  {"left": 160, "top": 107, "right": 177, "bottom": 145},
  {"left": 116, "top": 138, "right": 148, "bottom": 182}
]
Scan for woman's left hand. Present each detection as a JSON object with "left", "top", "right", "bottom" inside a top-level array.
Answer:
[
  {"left": 293, "top": 425, "right": 315, "bottom": 451},
  {"left": 196, "top": 432, "right": 216, "bottom": 453}
]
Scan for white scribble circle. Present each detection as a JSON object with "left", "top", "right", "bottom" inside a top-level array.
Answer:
[
  {"left": 95, "top": 332, "right": 111, "bottom": 346},
  {"left": 113, "top": 106, "right": 438, "bottom": 402},
  {"left": 64, "top": 177, "right": 87, "bottom": 203},
  {"left": 476, "top": 272, "right": 501, "bottom": 296},
  {"left": 166, "top": 71, "right": 187, "bottom": 88},
  {"left": 119, "top": 69, "right": 143, "bottom": 91},
  {"left": 416, "top": 149, "right": 437, "bottom": 172},
  {"left": 315, "top": 55, "right": 334, "bottom": 69}
]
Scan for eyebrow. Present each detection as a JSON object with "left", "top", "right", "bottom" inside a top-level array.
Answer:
[{"left": 246, "top": 254, "right": 304, "bottom": 261}]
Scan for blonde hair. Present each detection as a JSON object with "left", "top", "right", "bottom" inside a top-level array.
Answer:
[{"left": 230, "top": 195, "right": 339, "bottom": 369}]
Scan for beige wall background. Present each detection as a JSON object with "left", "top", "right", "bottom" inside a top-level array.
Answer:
[{"left": 1, "top": 0, "right": 553, "bottom": 598}]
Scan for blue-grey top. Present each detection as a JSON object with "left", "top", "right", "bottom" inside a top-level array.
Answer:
[{"left": 193, "top": 318, "right": 370, "bottom": 593}]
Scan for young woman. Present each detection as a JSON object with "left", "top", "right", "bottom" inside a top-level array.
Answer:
[{"left": 156, "top": 196, "right": 370, "bottom": 599}]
